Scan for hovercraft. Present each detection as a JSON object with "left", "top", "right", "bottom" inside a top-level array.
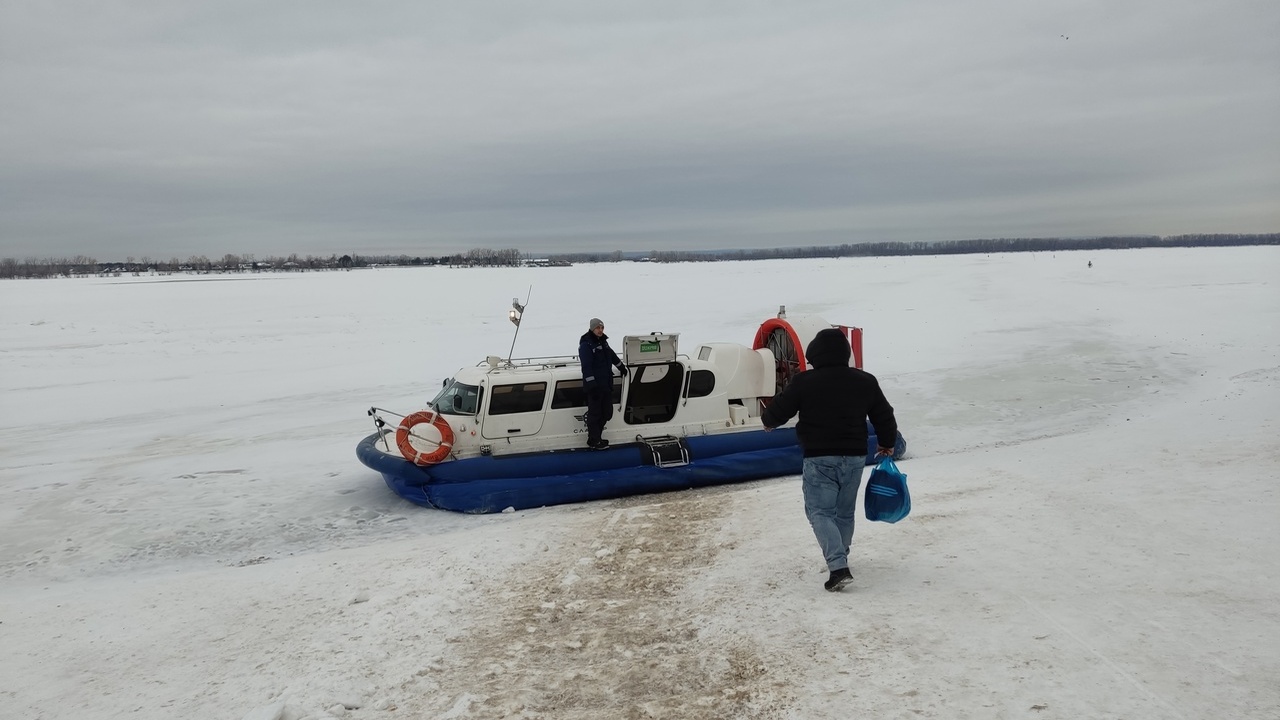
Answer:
[{"left": 357, "top": 307, "right": 906, "bottom": 513}]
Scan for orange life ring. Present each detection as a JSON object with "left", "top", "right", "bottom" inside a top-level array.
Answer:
[{"left": 395, "top": 410, "right": 454, "bottom": 465}]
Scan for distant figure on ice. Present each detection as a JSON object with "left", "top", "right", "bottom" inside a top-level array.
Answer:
[
  {"left": 761, "top": 328, "right": 899, "bottom": 592},
  {"left": 1088, "top": 260, "right": 1093, "bottom": 268},
  {"left": 579, "top": 318, "right": 627, "bottom": 449}
]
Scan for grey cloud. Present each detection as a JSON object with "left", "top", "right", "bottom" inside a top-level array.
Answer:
[{"left": 1, "top": 1, "right": 1277, "bottom": 258}]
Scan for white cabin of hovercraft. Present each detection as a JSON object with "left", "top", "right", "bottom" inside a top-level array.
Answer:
[{"left": 422, "top": 331, "right": 779, "bottom": 458}]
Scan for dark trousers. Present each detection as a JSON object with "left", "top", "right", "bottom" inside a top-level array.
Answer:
[{"left": 585, "top": 383, "right": 614, "bottom": 444}]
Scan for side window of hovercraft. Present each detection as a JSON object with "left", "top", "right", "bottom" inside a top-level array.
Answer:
[
  {"left": 488, "top": 382, "right": 547, "bottom": 416},
  {"left": 550, "top": 378, "right": 622, "bottom": 409},
  {"left": 551, "top": 379, "right": 587, "bottom": 409},
  {"left": 686, "top": 370, "right": 715, "bottom": 398}
]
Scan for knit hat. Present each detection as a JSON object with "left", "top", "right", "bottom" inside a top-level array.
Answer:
[{"left": 589, "top": 318, "right": 604, "bottom": 330}]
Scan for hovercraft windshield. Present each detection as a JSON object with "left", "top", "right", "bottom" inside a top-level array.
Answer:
[{"left": 431, "top": 379, "right": 482, "bottom": 415}]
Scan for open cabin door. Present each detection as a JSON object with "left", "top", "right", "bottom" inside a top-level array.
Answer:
[{"left": 621, "top": 333, "right": 685, "bottom": 425}]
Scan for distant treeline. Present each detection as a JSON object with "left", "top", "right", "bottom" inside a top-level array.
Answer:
[
  {"left": 591, "top": 233, "right": 1280, "bottom": 264},
  {"left": 0, "top": 247, "right": 523, "bottom": 279},
  {"left": 2, "top": 233, "right": 1275, "bottom": 279}
]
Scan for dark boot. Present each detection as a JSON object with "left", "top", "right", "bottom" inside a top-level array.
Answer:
[{"left": 824, "top": 567, "right": 853, "bottom": 592}]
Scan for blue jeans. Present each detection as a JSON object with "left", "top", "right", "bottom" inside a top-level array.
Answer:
[{"left": 801, "top": 456, "right": 865, "bottom": 571}]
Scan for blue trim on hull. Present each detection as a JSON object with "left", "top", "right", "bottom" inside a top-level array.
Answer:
[{"left": 356, "top": 426, "right": 906, "bottom": 514}]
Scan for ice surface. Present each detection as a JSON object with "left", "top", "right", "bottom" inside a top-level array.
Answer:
[{"left": 1, "top": 248, "right": 1277, "bottom": 718}]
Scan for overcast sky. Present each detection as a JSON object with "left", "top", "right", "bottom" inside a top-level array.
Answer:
[{"left": 2, "top": 1, "right": 1277, "bottom": 260}]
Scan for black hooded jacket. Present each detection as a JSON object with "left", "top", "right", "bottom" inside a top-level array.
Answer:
[
  {"left": 579, "top": 329, "right": 623, "bottom": 387},
  {"left": 761, "top": 328, "right": 897, "bottom": 458}
]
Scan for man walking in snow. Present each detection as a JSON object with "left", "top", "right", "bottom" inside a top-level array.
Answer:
[
  {"left": 762, "top": 328, "right": 898, "bottom": 591},
  {"left": 579, "top": 317, "right": 627, "bottom": 449}
]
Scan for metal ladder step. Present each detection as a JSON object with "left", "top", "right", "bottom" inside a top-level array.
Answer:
[{"left": 637, "top": 435, "right": 690, "bottom": 468}]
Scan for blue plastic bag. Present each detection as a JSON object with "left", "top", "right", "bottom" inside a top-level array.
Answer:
[{"left": 864, "top": 457, "right": 910, "bottom": 523}]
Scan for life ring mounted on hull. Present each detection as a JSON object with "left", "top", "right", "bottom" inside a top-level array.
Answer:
[{"left": 396, "top": 410, "right": 454, "bottom": 465}]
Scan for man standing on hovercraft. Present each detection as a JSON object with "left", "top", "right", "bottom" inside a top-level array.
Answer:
[{"left": 579, "top": 317, "right": 628, "bottom": 449}]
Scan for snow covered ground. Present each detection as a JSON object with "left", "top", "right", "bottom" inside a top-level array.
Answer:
[{"left": 1, "top": 247, "right": 1277, "bottom": 719}]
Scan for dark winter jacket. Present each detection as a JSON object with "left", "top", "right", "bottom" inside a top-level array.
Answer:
[
  {"left": 579, "top": 330, "right": 624, "bottom": 389},
  {"left": 761, "top": 328, "right": 897, "bottom": 458}
]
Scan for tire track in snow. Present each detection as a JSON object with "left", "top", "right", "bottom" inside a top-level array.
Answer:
[{"left": 412, "top": 491, "right": 794, "bottom": 719}]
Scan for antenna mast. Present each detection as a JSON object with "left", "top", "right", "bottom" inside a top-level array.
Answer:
[{"left": 507, "top": 286, "right": 532, "bottom": 363}]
